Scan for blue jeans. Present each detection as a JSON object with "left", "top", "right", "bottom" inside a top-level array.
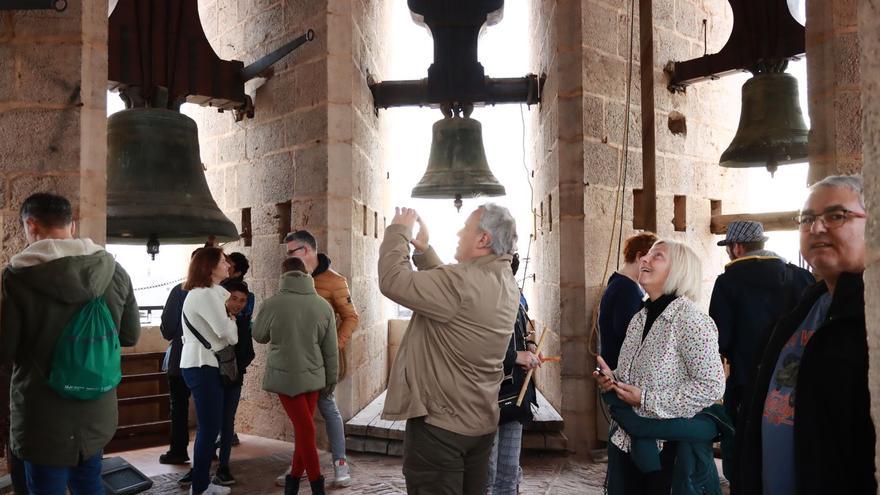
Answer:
[
  {"left": 317, "top": 391, "right": 346, "bottom": 461},
  {"left": 218, "top": 385, "right": 242, "bottom": 467},
  {"left": 24, "top": 451, "right": 103, "bottom": 494},
  {"left": 486, "top": 421, "right": 523, "bottom": 494},
  {"left": 182, "top": 366, "right": 225, "bottom": 493}
]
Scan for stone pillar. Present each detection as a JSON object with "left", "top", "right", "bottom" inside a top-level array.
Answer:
[
  {"left": 807, "top": 0, "right": 861, "bottom": 182},
  {"left": 857, "top": 0, "right": 880, "bottom": 482},
  {"left": 0, "top": 1, "right": 107, "bottom": 263},
  {"left": 194, "top": 0, "right": 390, "bottom": 441},
  {"left": 530, "top": 0, "right": 744, "bottom": 455}
]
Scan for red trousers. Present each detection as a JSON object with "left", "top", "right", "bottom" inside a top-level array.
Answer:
[{"left": 279, "top": 391, "right": 321, "bottom": 481}]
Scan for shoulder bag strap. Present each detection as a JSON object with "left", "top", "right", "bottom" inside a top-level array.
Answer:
[{"left": 182, "top": 311, "right": 213, "bottom": 350}]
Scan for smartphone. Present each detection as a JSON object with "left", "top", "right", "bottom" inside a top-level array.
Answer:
[{"left": 594, "top": 366, "right": 615, "bottom": 382}]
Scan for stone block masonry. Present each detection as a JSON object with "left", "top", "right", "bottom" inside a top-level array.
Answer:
[
  {"left": 191, "top": 0, "right": 391, "bottom": 441},
  {"left": 0, "top": 2, "right": 108, "bottom": 263},
  {"left": 529, "top": 0, "right": 746, "bottom": 455}
]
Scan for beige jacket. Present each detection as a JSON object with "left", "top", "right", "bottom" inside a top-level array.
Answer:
[{"left": 378, "top": 224, "right": 519, "bottom": 437}]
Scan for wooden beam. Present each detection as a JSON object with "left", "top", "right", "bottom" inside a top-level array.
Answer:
[
  {"left": 710, "top": 210, "right": 799, "bottom": 234},
  {"left": 639, "top": 0, "right": 657, "bottom": 232}
]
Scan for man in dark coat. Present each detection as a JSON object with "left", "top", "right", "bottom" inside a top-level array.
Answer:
[
  {"left": 709, "top": 220, "right": 814, "bottom": 425},
  {"left": 737, "top": 175, "right": 876, "bottom": 494},
  {"left": 159, "top": 277, "right": 192, "bottom": 464}
]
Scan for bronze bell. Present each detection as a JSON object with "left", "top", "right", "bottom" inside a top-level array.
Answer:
[
  {"left": 411, "top": 115, "right": 505, "bottom": 211},
  {"left": 719, "top": 72, "right": 809, "bottom": 174},
  {"left": 107, "top": 108, "right": 239, "bottom": 254}
]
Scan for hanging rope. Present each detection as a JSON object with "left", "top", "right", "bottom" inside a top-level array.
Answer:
[{"left": 588, "top": 0, "right": 638, "bottom": 359}]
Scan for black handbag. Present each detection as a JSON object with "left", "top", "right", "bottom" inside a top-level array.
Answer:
[{"left": 182, "top": 311, "right": 239, "bottom": 387}]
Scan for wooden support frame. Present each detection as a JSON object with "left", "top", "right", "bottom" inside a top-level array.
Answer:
[
  {"left": 639, "top": 0, "right": 658, "bottom": 232},
  {"left": 710, "top": 210, "right": 799, "bottom": 234}
]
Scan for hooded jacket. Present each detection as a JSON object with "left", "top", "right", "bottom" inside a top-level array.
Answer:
[
  {"left": 253, "top": 271, "right": 338, "bottom": 398},
  {"left": 0, "top": 239, "right": 140, "bottom": 467}
]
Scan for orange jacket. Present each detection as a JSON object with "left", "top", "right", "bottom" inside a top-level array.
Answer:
[{"left": 313, "top": 254, "right": 359, "bottom": 349}]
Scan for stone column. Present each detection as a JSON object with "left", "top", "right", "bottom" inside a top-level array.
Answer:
[
  {"left": 0, "top": 1, "right": 107, "bottom": 261},
  {"left": 857, "top": 0, "right": 880, "bottom": 482},
  {"left": 807, "top": 0, "right": 861, "bottom": 182}
]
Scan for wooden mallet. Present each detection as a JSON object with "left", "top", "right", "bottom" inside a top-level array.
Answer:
[{"left": 516, "top": 327, "right": 548, "bottom": 407}]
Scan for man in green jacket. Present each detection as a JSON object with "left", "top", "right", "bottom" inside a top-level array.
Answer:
[{"left": 0, "top": 193, "right": 140, "bottom": 493}]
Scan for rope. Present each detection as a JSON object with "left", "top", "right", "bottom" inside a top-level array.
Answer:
[
  {"left": 588, "top": 0, "right": 637, "bottom": 359},
  {"left": 133, "top": 277, "right": 185, "bottom": 292}
]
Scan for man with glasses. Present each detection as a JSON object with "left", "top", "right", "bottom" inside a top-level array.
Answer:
[
  {"left": 709, "top": 221, "right": 813, "bottom": 432},
  {"left": 276, "top": 230, "right": 359, "bottom": 488},
  {"left": 737, "top": 175, "right": 876, "bottom": 495}
]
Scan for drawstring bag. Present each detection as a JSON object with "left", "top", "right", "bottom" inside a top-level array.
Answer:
[
  {"left": 47, "top": 297, "right": 121, "bottom": 400},
  {"left": 183, "top": 312, "right": 239, "bottom": 387}
]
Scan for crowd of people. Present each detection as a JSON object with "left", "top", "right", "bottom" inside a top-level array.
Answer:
[
  {"left": 0, "top": 173, "right": 876, "bottom": 495},
  {"left": 595, "top": 174, "right": 875, "bottom": 495}
]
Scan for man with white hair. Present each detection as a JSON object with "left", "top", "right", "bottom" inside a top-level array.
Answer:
[
  {"left": 378, "top": 204, "right": 521, "bottom": 494},
  {"left": 737, "top": 175, "right": 876, "bottom": 494}
]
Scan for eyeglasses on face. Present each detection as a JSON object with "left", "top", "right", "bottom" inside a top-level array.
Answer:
[
  {"left": 287, "top": 245, "right": 307, "bottom": 256},
  {"left": 795, "top": 208, "right": 867, "bottom": 231}
]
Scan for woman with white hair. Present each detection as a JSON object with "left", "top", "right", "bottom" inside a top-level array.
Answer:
[{"left": 594, "top": 240, "right": 726, "bottom": 494}]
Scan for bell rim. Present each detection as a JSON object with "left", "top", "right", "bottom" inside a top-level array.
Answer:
[{"left": 411, "top": 184, "right": 507, "bottom": 199}]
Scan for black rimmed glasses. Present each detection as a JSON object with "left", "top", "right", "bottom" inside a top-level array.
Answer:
[
  {"left": 795, "top": 207, "right": 867, "bottom": 231},
  {"left": 287, "top": 245, "right": 306, "bottom": 256}
]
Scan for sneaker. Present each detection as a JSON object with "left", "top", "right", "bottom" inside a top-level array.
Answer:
[
  {"left": 333, "top": 459, "right": 352, "bottom": 487},
  {"left": 159, "top": 451, "right": 190, "bottom": 465},
  {"left": 212, "top": 466, "right": 236, "bottom": 486},
  {"left": 275, "top": 466, "right": 292, "bottom": 487},
  {"left": 189, "top": 483, "right": 231, "bottom": 495},
  {"left": 178, "top": 469, "right": 193, "bottom": 486}
]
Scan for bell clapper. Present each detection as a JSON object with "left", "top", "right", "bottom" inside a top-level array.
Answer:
[
  {"left": 454, "top": 194, "right": 463, "bottom": 212},
  {"left": 146, "top": 234, "right": 160, "bottom": 261}
]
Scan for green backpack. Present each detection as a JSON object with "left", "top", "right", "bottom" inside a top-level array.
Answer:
[{"left": 47, "top": 297, "right": 122, "bottom": 400}]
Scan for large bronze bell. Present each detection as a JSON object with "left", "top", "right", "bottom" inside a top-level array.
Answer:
[
  {"left": 719, "top": 72, "right": 809, "bottom": 174},
  {"left": 411, "top": 115, "right": 505, "bottom": 210},
  {"left": 107, "top": 108, "right": 239, "bottom": 251}
]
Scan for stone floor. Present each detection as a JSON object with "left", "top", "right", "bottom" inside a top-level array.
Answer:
[{"left": 125, "top": 434, "right": 609, "bottom": 494}]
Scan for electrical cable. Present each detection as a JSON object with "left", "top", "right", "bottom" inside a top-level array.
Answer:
[{"left": 519, "top": 103, "right": 535, "bottom": 292}]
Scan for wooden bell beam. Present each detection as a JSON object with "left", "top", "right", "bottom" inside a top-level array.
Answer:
[{"left": 709, "top": 210, "right": 799, "bottom": 234}]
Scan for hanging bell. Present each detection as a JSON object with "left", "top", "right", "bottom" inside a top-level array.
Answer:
[
  {"left": 411, "top": 115, "right": 505, "bottom": 211},
  {"left": 107, "top": 108, "right": 239, "bottom": 248},
  {"left": 719, "top": 72, "right": 809, "bottom": 174}
]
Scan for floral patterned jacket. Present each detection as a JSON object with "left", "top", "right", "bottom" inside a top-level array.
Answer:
[{"left": 611, "top": 296, "right": 725, "bottom": 452}]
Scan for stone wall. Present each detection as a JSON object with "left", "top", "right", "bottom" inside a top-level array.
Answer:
[
  {"left": 0, "top": 2, "right": 107, "bottom": 262},
  {"left": 857, "top": 0, "right": 880, "bottom": 482},
  {"left": 529, "top": 0, "right": 746, "bottom": 454},
  {"left": 807, "top": 0, "right": 861, "bottom": 182},
  {"left": 191, "top": 0, "right": 390, "bottom": 441}
]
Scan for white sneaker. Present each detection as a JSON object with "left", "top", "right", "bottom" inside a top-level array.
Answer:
[
  {"left": 333, "top": 458, "right": 352, "bottom": 487},
  {"left": 275, "top": 467, "right": 292, "bottom": 487},
  {"left": 189, "top": 483, "right": 231, "bottom": 495}
]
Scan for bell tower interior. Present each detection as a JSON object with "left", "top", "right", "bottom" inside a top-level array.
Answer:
[{"left": 1, "top": 0, "right": 880, "bottom": 476}]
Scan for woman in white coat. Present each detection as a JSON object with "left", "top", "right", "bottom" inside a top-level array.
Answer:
[
  {"left": 594, "top": 240, "right": 725, "bottom": 494},
  {"left": 179, "top": 247, "right": 238, "bottom": 495}
]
